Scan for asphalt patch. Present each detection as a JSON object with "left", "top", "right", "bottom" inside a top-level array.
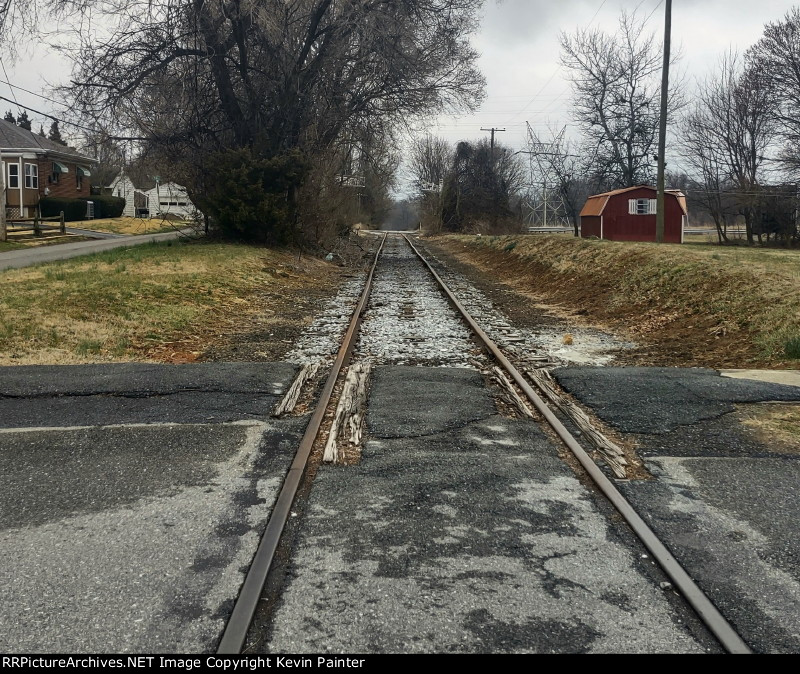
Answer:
[
  {"left": 0, "top": 362, "right": 296, "bottom": 397},
  {"left": 0, "top": 362, "right": 303, "bottom": 652},
  {"left": 620, "top": 457, "right": 800, "bottom": 653},
  {"left": 553, "top": 367, "right": 800, "bottom": 434},
  {"left": 263, "top": 366, "right": 710, "bottom": 653},
  {"left": 367, "top": 365, "right": 496, "bottom": 438},
  {"left": 0, "top": 362, "right": 296, "bottom": 428}
]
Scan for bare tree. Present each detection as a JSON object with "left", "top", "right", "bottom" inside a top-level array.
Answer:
[
  {"left": 77, "top": 126, "right": 126, "bottom": 188},
  {"left": 749, "top": 8, "right": 800, "bottom": 179},
  {"left": 441, "top": 138, "right": 525, "bottom": 232},
  {"left": 678, "top": 129, "right": 737, "bottom": 243},
  {"left": 680, "top": 52, "right": 777, "bottom": 244},
  {"left": 408, "top": 134, "right": 452, "bottom": 230},
  {"left": 409, "top": 134, "right": 452, "bottom": 195},
  {"left": 560, "top": 11, "right": 683, "bottom": 188},
  {"left": 50, "top": 0, "right": 485, "bottom": 240},
  {"left": 0, "top": 0, "right": 86, "bottom": 56},
  {"left": 62, "top": 1, "right": 484, "bottom": 152}
]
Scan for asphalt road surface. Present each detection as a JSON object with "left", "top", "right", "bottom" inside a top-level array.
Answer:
[
  {"left": 554, "top": 366, "right": 800, "bottom": 653},
  {"left": 0, "top": 363, "right": 300, "bottom": 653},
  {"left": 2, "top": 361, "right": 798, "bottom": 653},
  {"left": 0, "top": 229, "right": 194, "bottom": 271}
]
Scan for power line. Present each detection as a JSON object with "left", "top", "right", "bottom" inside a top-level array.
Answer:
[
  {"left": 0, "top": 60, "right": 21, "bottom": 110},
  {"left": 500, "top": 0, "right": 609, "bottom": 127},
  {"left": 645, "top": 0, "right": 666, "bottom": 25},
  {"left": 0, "top": 78, "right": 66, "bottom": 107},
  {"left": 0, "top": 95, "right": 97, "bottom": 133},
  {"left": 0, "top": 81, "right": 146, "bottom": 142},
  {"left": 587, "top": 0, "right": 610, "bottom": 25}
]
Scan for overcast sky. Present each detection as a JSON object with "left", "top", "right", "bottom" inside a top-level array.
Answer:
[
  {"left": 424, "top": 0, "right": 795, "bottom": 146},
  {"left": 1, "top": 0, "right": 796, "bottom": 192}
]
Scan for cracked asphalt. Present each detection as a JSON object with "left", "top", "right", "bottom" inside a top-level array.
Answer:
[
  {"left": 256, "top": 366, "right": 716, "bottom": 654},
  {"left": 0, "top": 362, "right": 302, "bottom": 653},
  {"left": 2, "top": 358, "right": 798, "bottom": 653},
  {"left": 553, "top": 366, "right": 800, "bottom": 653}
]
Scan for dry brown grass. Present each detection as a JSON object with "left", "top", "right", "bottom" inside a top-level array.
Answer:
[
  {"left": 0, "top": 239, "right": 341, "bottom": 365},
  {"left": 69, "top": 216, "right": 184, "bottom": 235},
  {"left": 433, "top": 234, "right": 800, "bottom": 368},
  {"left": 739, "top": 404, "right": 800, "bottom": 452}
]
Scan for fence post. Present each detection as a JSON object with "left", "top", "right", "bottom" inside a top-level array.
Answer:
[
  {"left": 60, "top": 211, "right": 65, "bottom": 234},
  {"left": 34, "top": 212, "right": 41, "bottom": 237}
]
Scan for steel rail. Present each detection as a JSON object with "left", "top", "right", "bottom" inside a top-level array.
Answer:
[
  {"left": 217, "top": 233, "right": 387, "bottom": 654},
  {"left": 402, "top": 234, "right": 752, "bottom": 655}
]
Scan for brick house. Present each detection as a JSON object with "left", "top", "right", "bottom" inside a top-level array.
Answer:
[{"left": 1, "top": 119, "right": 96, "bottom": 218}]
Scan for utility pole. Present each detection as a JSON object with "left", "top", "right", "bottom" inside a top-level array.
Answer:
[
  {"left": 481, "top": 127, "right": 506, "bottom": 228},
  {"left": 655, "top": 0, "right": 672, "bottom": 243},
  {"left": 480, "top": 127, "right": 505, "bottom": 150}
]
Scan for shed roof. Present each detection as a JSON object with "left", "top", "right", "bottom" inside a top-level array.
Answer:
[{"left": 579, "top": 185, "right": 687, "bottom": 216}]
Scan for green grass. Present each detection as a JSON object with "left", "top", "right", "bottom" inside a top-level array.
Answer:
[
  {"left": 785, "top": 336, "right": 800, "bottom": 359},
  {"left": 0, "top": 239, "right": 284, "bottom": 364}
]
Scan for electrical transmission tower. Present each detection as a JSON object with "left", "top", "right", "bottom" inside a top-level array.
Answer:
[{"left": 522, "top": 122, "right": 572, "bottom": 230}]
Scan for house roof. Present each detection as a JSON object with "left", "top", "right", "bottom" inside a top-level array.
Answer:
[
  {"left": 108, "top": 168, "right": 157, "bottom": 191},
  {"left": 0, "top": 119, "right": 96, "bottom": 163},
  {"left": 579, "top": 185, "right": 687, "bottom": 217}
]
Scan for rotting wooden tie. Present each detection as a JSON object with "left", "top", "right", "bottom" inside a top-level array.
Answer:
[
  {"left": 526, "top": 368, "right": 628, "bottom": 478},
  {"left": 323, "top": 361, "right": 372, "bottom": 463},
  {"left": 273, "top": 362, "right": 321, "bottom": 416},
  {"left": 492, "top": 366, "right": 535, "bottom": 419}
]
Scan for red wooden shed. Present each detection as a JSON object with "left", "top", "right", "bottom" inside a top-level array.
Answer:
[{"left": 579, "top": 185, "right": 687, "bottom": 243}]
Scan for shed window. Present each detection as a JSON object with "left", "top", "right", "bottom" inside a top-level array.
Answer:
[
  {"left": 24, "top": 163, "right": 38, "bottom": 189},
  {"left": 7, "top": 163, "right": 19, "bottom": 189},
  {"left": 628, "top": 198, "right": 657, "bottom": 215}
]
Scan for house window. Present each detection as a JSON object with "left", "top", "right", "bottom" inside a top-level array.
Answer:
[
  {"left": 51, "top": 163, "right": 60, "bottom": 184},
  {"left": 629, "top": 198, "right": 657, "bottom": 215},
  {"left": 7, "top": 163, "right": 19, "bottom": 189},
  {"left": 24, "top": 163, "right": 38, "bottom": 189},
  {"left": 76, "top": 173, "right": 83, "bottom": 190}
]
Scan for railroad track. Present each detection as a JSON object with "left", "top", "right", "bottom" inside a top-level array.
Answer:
[{"left": 218, "top": 232, "right": 751, "bottom": 655}]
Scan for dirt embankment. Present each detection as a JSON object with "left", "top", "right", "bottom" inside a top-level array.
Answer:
[{"left": 430, "top": 235, "right": 800, "bottom": 369}]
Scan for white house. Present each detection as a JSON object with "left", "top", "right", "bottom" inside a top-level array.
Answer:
[
  {"left": 145, "top": 181, "right": 195, "bottom": 219},
  {"left": 108, "top": 171, "right": 151, "bottom": 217},
  {"left": 107, "top": 173, "right": 195, "bottom": 219}
]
